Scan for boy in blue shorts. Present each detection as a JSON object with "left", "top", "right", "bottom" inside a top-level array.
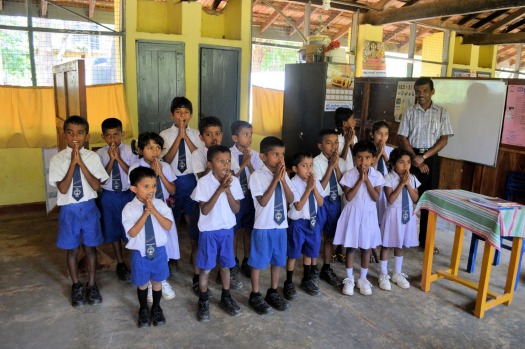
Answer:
[
  {"left": 160, "top": 97, "right": 204, "bottom": 291},
  {"left": 123, "top": 166, "right": 174, "bottom": 327},
  {"left": 230, "top": 121, "right": 264, "bottom": 279},
  {"left": 313, "top": 129, "right": 347, "bottom": 286},
  {"left": 191, "top": 145, "right": 244, "bottom": 322},
  {"left": 248, "top": 136, "right": 297, "bottom": 314},
  {"left": 283, "top": 152, "right": 325, "bottom": 300},
  {"left": 48, "top": 115, "right": 109, "bottom": 307},
  {"left": 97, "top": 117, "right": 138, "bottom": 283}
]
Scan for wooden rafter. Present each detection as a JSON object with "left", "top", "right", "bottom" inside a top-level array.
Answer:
[
  {"left": 260, "top": 3, "right": 291, "bottom": 33},
  {"left": 88, "top": 0, "right": 96, "bottom": 19},
  {"left": 471, "top": 10, "right": 507, "bottom": 29},
  {"left": 41, "top": 0, "right": 48, "bottom": 17},
  {"left": 457, "top": 13, "right": 479, "bottom": 26},
  {"left": 462, "top": 32, "right": 525, "bottom": 45},
  {"left": 288, "top": 12, "right": 306, "bottom": 37},
  {"left": 416, "top": 19, "right": 484, "bottom": 34},
  {"left": 0, "top": 0, "right": 3, "bottom": 11},
  {"left": 371, "top": 0, "right": 398, "bottom": 10},
  {"left": 484, "top": 8, "right": 525, "bottom": 32},
  {"left": 361, "top": 0, "right": 525, "bottom": 26},
  {"left": 504, "top": 17, "right": 525, "bottom": 32},
  {"left": 383, "top": 25, "right": 410, "bottom": 42},
  {"left": 332, "top": 23, "right": 352, "bottom": 41}
]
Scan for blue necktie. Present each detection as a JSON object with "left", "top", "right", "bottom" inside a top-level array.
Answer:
[
  {"left": 72, "top": 165, "right": 84, "bottom": 201},
  {"left": 239, "top": 154, "right": 248, "bottom": 194},
  {"left": 309, "top": 191, "right": 317, "bottom": 230},
  {"left": 144, "top": 206, "right": 157, "bottom": 260},
  {"left": 401, "top": 186, "right": 410, "bottom": 224},
  {"left": 177, "top": 138, "right": 186, "bottom": 173},
  {"left": 111, "top": 161, "right": 122, "bottom": 191},
  {"left": 274, "top": 182, "right": 285, "bottom": 225},
  {"left": 377, "top": 157, "right": 385, "bottom": 175},
  {"left": 329, "top": 170, "right": 338, "bottom": 202},
  {"left": 156, "top": 176, "right": 164, "bottom": 201}
]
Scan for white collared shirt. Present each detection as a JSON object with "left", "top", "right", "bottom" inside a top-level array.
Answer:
[
  {"left": 313, "top": 152, "right": 347, "bottom": 196},
  {"left": 230, "top": 146, "right": 264, "bottom": 186},
  {"left": 49, "top": 147, "right": 109, "bottom": 206},
  {"left": 288, "top": 175, "right": 326, "bottom": 220},
  {"left": 191, "top": 147, "right": 209, "bottom": 178},
  {"left": 160, "top": 124, "right": 204, "bottom": 176},
  {"left": 338, "top": 133, "right": 358, "bottom": 170},
  {"left": 128, "top": 159, "right": 177, "bottom": 201},
  {"left": 249, "top": 165, "right": 298, "bottom": 229},
  {"left": 97, "top": 143, "right": 139, "bottom": 191},
  {"left": 340, "top": 167, "right": 386, "bottom": 208},
  {"left": 191, "top": 171, "right": 244, "bottom": 231},
  {"left": 123, "top": 197, "right": 173, "bottom": 256},
  {"left": 373, "top": 145, "right": 393, "bottom": 176},
  {"left": 383, "top": 171, "right": 421, "bottom": 208}
]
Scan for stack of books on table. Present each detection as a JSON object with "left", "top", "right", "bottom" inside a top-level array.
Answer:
[{"left": 469, "top": 197, "right": 523, "bottom": 210}]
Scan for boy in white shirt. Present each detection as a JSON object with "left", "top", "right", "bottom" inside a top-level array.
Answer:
[
  {"left": 248, "top": 136, "right": 297, "bottom": 315},
  {"left": 191, "top": 145, "right": 244, "bottom": 322}
]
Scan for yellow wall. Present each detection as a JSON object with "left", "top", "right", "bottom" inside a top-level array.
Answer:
[
  {"left": 421, "top": 32, "right": 444, "bottom": 77},
  {"left": 355, "top": 24, "right": 383, "bottom": 77},
  {"left": 447, "top": 32, "right": 496, "bottom": 77}
]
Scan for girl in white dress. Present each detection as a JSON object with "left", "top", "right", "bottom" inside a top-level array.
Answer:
[
  {"left": 334, "top": 141, "right": 385, "bottom": 296},
  {"left": 378, "top": 148, "right": 420, "bottom": 291}
]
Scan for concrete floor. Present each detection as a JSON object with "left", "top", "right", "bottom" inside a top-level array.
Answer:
[{"left": 1, "top": 210, "right": 524, "bottom": 349}]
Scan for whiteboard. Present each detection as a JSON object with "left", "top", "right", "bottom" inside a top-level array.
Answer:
[{"left": 432, "top": 79, "right": 507, "bottom": 167}]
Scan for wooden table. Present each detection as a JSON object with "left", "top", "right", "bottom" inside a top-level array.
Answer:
[{"left": 415, "top": 189, "right": 525, "bottom": 318}]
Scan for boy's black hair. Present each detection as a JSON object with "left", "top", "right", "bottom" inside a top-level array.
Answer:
[
  {"left": 388, "top": 148, "right": 414, "bottom": 171},
  {"left": 260, "top": 136, "right": 285, "bottom": 155},
  {"left": 101, "top": 117, "right": 123, "bottom": 133},
  {"left": 371, "top": 120, "right": 390, "bottom": 135},
  {"left": 131, "top": 132, "right": 164, "bottom": 157},
  {"left": 353, "top": 140, "right": 377, "bottom": 157},
  {"left": 199, "top": 116, "right": 223, "bottom": 135},
  {"left": 129, "top": 166, "right": 156, "bottom": 187},
  {"left": 170, "top": 96, "right": 193, "bottom": 114},
  {"left": 333, "top": 107, "right": 353, "bottom": 135},
  {"left": 64, "top": 115, "right": 89, "bottom": 133},
  {"left": 414, "top": 77, "right": 434, "bottom": 90},
  {"left": 207, "top": 145, "right": 231, "bottom": 162},
  {"left": 292, "top": 151, "right": 313, "bottom": 168},
  {"left": 231, "top": 120, "right": 252, "bottom": 136},
  {"left": 318, "top": 128, "right": 339, "bottom": 143}
]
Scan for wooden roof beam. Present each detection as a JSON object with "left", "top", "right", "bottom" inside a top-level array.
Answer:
[
  {"left": 504, "top": 17, "right": 525, "bottom": 32},
  {"left": 88, "top": 0, "right": 96, "bottom": 19},
  {"left": 0, "top": 1, "right": 3, "bottom": 11},
  {"left": 462, "top": 32, "right": 525, "bottom": 45},
  {"left": 361, "top": 0, "right": 525, "bottom": 26},
  {"left": 260, "top": 3, "right": 291, "bottom": 33},
  {"left": 484, "top": 8, "right": 525, "bottom": 32},
  {"left": 416, "top": 19, "right": 484, "bottom": 34},
  {"left": 332, "top": 23, "right": 352, "bottom": 41},
  {"left": 471, "top": 10, "right": 507, "bottom": 29},
  {"left": 41, "top": 0, "right": 48, "bottom": 17},
  {"left": 371, "top": 0, "right": 398, "bottom": 10}
]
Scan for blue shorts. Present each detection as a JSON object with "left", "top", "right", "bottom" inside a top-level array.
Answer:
[
  {"left": 318, "top": 195, "right": 341, "bottom": 238},
  {"left": 287, "top": 219, "right": 321, "bottom": 259},
  {"left": 188, "top": 203, "right": 200, "bottom": 241},
  {"left": 99, "top": 189, "right": 134, "bottom": 243},
  {"left": 234, "top": 191, "right": 255, "bottom": 232},
  {"left": 57, "top": 199, "right": 104, "bottom": 249},
  {"left": 172, "top": 174, "right": 198, "bottom": 220},
  {"left": 196, "top": 228, "right": 236, "bottom": 270},
  {"left": 248, "top": 228, "right": 287, "bottom": 269},
  {"left": 130, "top": 246, "right": 170, "bottom": 287}
]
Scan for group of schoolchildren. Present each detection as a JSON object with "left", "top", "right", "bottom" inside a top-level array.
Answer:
[{"left": 49, "top": 96, "right": 422, "bottom": 328}]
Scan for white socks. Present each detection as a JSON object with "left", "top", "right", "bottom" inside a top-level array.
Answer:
[
  {"left": 360, "top": 268, "right": 368, "bottom": 280},
  {"left": 395, "top": 256, "right": 403, "bottom": 274},
  {"left": 380, "top": 260, "right": 388, "bottom": 275},
  {"left": 346, "top": 267, "right": 354, "bottom": 280}
]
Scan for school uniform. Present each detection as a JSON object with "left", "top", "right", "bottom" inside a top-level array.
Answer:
[
  {"left": 97, "top": 144, "right": 138, "bottom": 243},
  {"left": 373, "top": 145, "right": 393, "bottom": 226},
  {"left": 313, "top": 153, "right": 347, "bottom": 238},
  {"left": 188, "top": 146, "right": 210, "bottom": 241},
  {"left": 337, "top": 133, "right": 358, "bottom": 170},
  {"left": 191, "top": 172, "right": 244, "bottom": 270},
  {"left": 381, "top": 171, "right": 421, "bottom": 248},
  {"left": 128, "top": 159, "right": 180, "bottom": 260},
  {"left": 49, "top": 147, "right": 109, "bottom": 249},
  {"left": 122, "top": 197, "right": 174, "bottom": 286},
  {"left": 287, "top": 175, "right": 326, "bottom": 259},
  {"left": 333, "top": 167, "right": 386, "bottom": 249},
  {"left": 230, "top": 145, "right": 264, "bottom": 231},
  {"left": 160, "top": 125, "right": 204, "bottom": 220},
  {"left": 248, "top": 165, "right": 298, "bottom": 269}
]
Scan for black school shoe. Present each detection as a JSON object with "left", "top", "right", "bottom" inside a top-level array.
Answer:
[
  {"left": 283, "top": 280, "right": 297, "bottom": 301},
  {"left": 86, "top": 282, "right": 102, "bottom": 305},
  {"left": 138, "top": 308, "right": 151, "bottom": 328},
  {"left": 71, "top": 283, "right": 86, "bottom": 308},
  {"left": 310, "top": 268, "right": 320, "bottom": 285},
  {"left": 300, "top": 278, "right": 321, "bottom": 296},
  {"left": 116, "top": 263, "right": 131, "bottom": 284},
  {"left": 249, "top": 294, "right": 273, "bottom": 315},
  {"left": 150, "top": 306, "right": 166, "bottom": 326},
  {"left": 320, "top": 267, "right": 339, "bottom": 286},
  {"left": 219, "top": 294, "right": 242, "bottom": 316},
  {"left": 265, "top": 292, "right": 290, "bottom": 311},
  {"left": 197, "top": 299, "right": 211, "bottom": 322}
]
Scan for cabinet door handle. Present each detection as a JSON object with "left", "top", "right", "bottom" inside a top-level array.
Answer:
[{"left": 299, "top": 132, "right": 304, "bottom": 141}]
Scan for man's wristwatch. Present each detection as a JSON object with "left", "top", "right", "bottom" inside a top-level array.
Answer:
[{"left": 422, "top": 154, "right": 427, "bottom": 160}]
